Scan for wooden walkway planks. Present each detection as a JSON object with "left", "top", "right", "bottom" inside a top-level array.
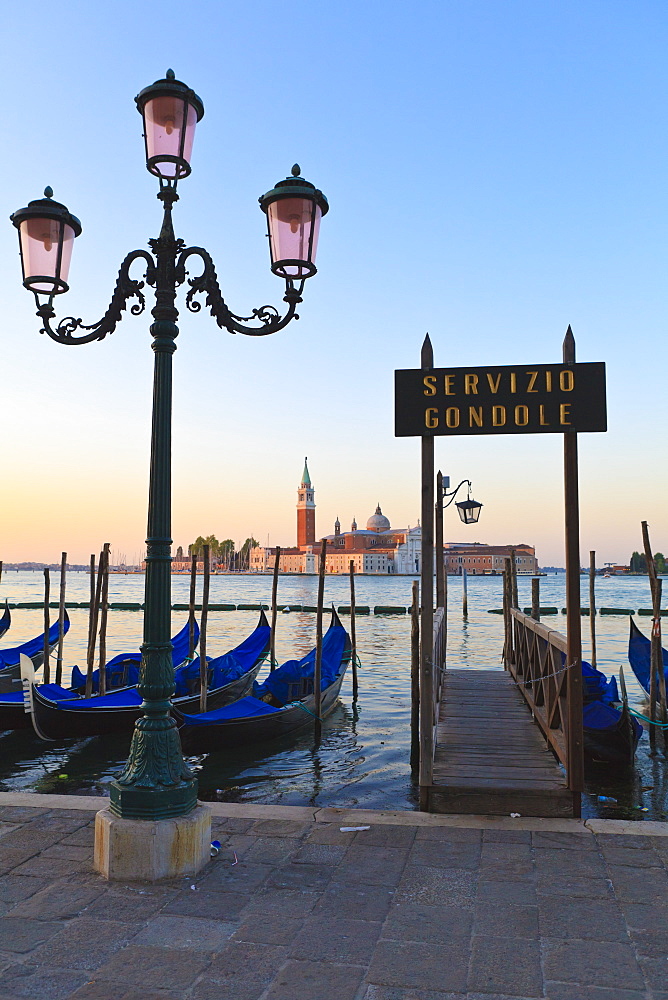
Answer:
[{"left": 427, "top": 669, "right": 574, "bottom": 817}]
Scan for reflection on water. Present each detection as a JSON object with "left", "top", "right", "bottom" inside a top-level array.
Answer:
[{"left": 0, "top": 571, "right": 665, "bottom": 818}]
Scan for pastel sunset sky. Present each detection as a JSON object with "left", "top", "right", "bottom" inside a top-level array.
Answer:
[{"left": 1, "top": 0, "right": 666, "bottom": 567}]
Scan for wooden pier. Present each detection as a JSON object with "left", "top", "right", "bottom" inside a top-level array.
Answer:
[
  {"left": 427, "top": 668, "right": 572, "bottom": 817},
  {"left": 417, "top": 592, "right": 581, "bottom": 818}
]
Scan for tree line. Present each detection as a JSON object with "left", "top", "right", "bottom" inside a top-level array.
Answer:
[
  {"left": 174, "top": 535, "right": 259, "bottom": 571},
  {"left": 629, "top": 551, "right": 667, "bottom": 574}
]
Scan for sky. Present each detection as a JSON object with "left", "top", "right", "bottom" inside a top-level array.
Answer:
[{"left": 1, "top": 0, "right": 666, "bottom": 567}]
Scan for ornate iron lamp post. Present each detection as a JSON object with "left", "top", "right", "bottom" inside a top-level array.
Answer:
[{"left": 10, "top": 71, "right": 328, "bottom": 823}]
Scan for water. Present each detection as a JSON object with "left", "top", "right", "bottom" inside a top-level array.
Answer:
[{"left": 0, "top": 570, "right": 666, "bottom": 820}]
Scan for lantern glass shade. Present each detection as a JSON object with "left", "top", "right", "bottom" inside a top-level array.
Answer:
[
  {"left": 456, "top": 498, "right": 483, "bottom": 524},
  {"left": 19, "top": 217, "right": 76, "bottom": 295},
  {"left": 267, "top": 197, "right": 321, "bottom": 279},
  {"left": 143, "top": 96, "right": 198, "bottom": 179}
]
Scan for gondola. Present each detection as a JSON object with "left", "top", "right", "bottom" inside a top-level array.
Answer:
[
  {"left": 628, "top": 616, "right": 668, "bottom": 695},
  {"left": 0, "top": 618, "right": 200, "bottom": 732},
  {"left": 176, "top": 609, "right": 351, "bottom": 754},
  {"left": 69, "top": 619, "right": 200, "bottom": 694},
  {"left": 23, "top": 612, "right": 271, "bottom": 740},
  {"left": 0, "top": 601, "right": 11, "bottom": 640},
  {"left": 0, "top": 611, "right": 71, "bottom": 694},
  {"left": 582, "top": 659, "right": 642, "bottom": 765}
]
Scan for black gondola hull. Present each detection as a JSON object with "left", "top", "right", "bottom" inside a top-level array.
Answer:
[
  {"left": 0, "top": 639, "right": 59, "bottom": 695},
  {"left": 30, "top": 664, "right": 263, "bottom": 741},
  {"left": 0, "top": 700, "right": 31, "bottom": 731},
  {"left": 178, "top": 661, "right": 349, "bottom": 755},
  {"left": 583, "top": 706, "right": 641, "bottom": 765}
]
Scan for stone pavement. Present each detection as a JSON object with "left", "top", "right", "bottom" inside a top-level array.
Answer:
[{"left": 0, "top": 793, "right": 667, "bottom": 1000}]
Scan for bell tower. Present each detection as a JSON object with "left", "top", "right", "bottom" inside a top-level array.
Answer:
[{"left": 297, "top": 457, "right": 316, "bottom": 549}]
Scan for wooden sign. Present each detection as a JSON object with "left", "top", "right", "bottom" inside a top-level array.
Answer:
[{"left": 395, "top": 362, "right": 606, "bottom": 437}]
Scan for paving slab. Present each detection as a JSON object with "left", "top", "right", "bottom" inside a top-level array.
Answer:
[{"left": 0, "top": 795, "right": 666, "bottom": 1000}]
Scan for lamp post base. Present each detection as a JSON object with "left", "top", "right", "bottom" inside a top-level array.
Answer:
[
  {"left": 94, "top": 802, "right": 211, "bottom": 881},
  {"left": 109, "top": 776, "right": 198, "bottom": 821}
]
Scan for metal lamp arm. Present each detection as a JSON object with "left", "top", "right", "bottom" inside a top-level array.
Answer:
[
  {"left": 177, "top": 246, "right": 303, "bottom": 337},
  {"left": 35, "top": 249, "right": 156, "bottom": 345},
  {"left": 442, "top": 479, "right": 472, "bottom": 509}
]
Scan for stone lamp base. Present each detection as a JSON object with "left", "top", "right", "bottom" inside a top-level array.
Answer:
[{"left": 94, "top": 803, "right": 212, "bottom": 881}]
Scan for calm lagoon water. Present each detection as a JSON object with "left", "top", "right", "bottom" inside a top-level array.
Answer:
[{"left": 1, "top": 570, "right": 666, "bottom": 821}]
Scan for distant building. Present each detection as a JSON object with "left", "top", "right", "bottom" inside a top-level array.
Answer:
[
  {"left": 249, "top": 461, "right": 421, "bottom": 574},
  {"left": 249, "top": 459, "right": 318, "bottom": 574},
  {"left": 249, "top": 460, "right": 539, "bottom": 576},
  {"left": 443, "top": 542, "right": 538, "bottom": 575},
  {"left": 319, "top": 506, "right": 422, "bottom": 575}
]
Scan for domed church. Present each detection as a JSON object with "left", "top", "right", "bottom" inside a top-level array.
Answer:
[
  {"left": 249, "top": 461, "right": 422, "bottom": 574},
  {"left": 320, "top": 501, "right": 421, "bottom": 574}
]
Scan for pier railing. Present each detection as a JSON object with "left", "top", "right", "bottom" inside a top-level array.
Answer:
[{"left": 505, "top": 606, "right": 583, "bottom": 796}]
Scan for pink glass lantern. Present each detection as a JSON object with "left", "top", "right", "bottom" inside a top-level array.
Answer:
[
  {"left": 135, "top": 70, "right": 204, "bottom": 180},
  {"left": 259, "top": 166, "right": 328, "bottom": 280},
  {"left": 10, "top": 188, "right": 82, "bottom": 296}
]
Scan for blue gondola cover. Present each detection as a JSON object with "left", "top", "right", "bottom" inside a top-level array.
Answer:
[
  {"left": 173, "top": 621, "right": 270, "bottom": 697},
  {"left": 254, "top": 623, "right": 348, "bottom": 706},
  {"left": 70, "top": 619, "right": 200, "bottom": 692},
  {"left": 0, "top": 611, "right": 71, "bottom": 671}
]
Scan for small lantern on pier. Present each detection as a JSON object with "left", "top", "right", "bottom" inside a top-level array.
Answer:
[{"left": 456, "top": 495, "right": 483, "bottom": 524}]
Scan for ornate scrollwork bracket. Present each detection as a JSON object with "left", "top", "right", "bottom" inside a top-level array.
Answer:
[
  {"left": 35, "top": 249, "right": 156, "bottom": 345},
  {"left": 177, "top": 247, "right": 303, "bottom": 337}
]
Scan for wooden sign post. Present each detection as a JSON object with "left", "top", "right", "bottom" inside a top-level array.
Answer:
[
  {"left": 397, "top": 326, "right": 605, "bottom": 816},
  {"left": 419, "top": 336, "right": 435, "bottom": 804},
  {"left": 562, "top": 328, "right": 584, "bottom": 809}
]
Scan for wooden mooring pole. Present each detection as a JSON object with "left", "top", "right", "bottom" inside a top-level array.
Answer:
[
  {"left": 531, "top": 577, "right": 540, "bottom": 621},
  {"left": 314, "top": 538, "right": 327, "bottom": 742},
  {"left": 419, "top": 334, "right": 435, "bottom": 808},
  {"left": 98, "top": 543, "right": 110, "bottom": 697},
  {"left": 55, "top": 552, "right": 67, "bottom": 687},
  {"left": 188, "top": 552, "right": 197, "bottom": 661},
  {"left": 349, "top": 560, "right": 358, "bottom": 699},
  {"left": 589, "top": 550, "right": 597, "bottom": 668},
  {"left": 509, "top": 548, "right": 518, "bottom": 609},
  {"left": 42, "top": 568, "right": 50, "bottom": 684},
  {"left": 410, "top": 579, "right": 420, "bottom": 771},
  {"left": 462, "top": 567, "right": 468, "bottom": 616},
  {"left": 85, "top": 553, "right": 104, "bottom": 699},
  {"left": 87, "top": 554, "right": 95, "bottom": 667},
  {"left": 641, "top": 521, "right": 667, "bottom": 738},
  {"left": 199, "top": 544, "right": 210, "bottom": 714},
  {"left": 270, "top": 545, "right": 281, "bottom": 671},
  {"left": 503, "top": 561, "right": 512, "bottom": 667},
  {"left": 563, "top": 326, "right": 584, "bottom": 816}
]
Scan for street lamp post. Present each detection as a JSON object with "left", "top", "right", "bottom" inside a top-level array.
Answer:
[{"left": 11, "top": 71, "right": 328, "bottom": 834}]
